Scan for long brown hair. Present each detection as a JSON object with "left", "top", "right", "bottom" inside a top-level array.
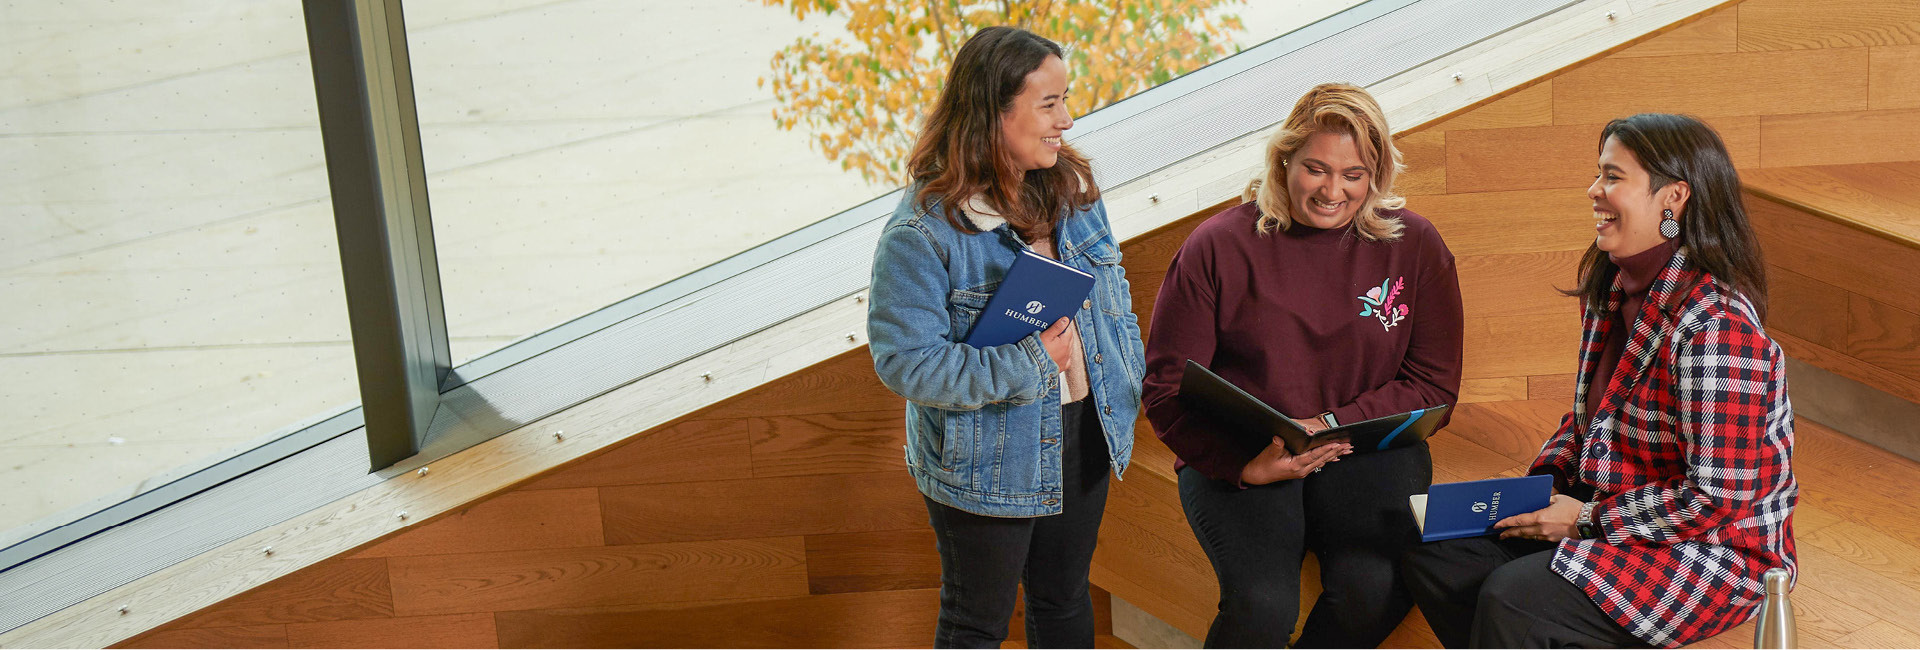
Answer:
[
  {"left": 1564, "top": 113, "right": 1768, "bottom": 319},
  {"left": 1244, "top": 82, "right": 1406, "bottom": 241},
  {"left": 908, "top": 26, "right": 1098, "bottom": 241}
]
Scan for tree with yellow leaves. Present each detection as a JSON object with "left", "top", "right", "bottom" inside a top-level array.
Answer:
[{"left": 759, "top": 0, "right": 1246, "bottom": 184}]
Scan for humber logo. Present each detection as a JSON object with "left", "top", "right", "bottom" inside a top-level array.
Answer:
[
  {"left": 1471, "top": 502, "right": 1489, "bottom": 513},
  {"left": 1025, "top": 300, "right": 1045, "bottom": 314}
]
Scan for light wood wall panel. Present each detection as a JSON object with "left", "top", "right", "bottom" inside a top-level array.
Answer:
[
  {"left": 519, "top": 418, "right": 753, "bottom": 491},
  {"left": 284, "top": 613, "right": 498, "bottom": 649},
  {"left": 1425, "top": 81, "right": 1554, "bottom": 132},
  {"left": 386, "top": 537, "right": 809, "bottom": 617},
  {"left": 803, "top": 528, "right": 941, "bottom": 595},
  {"left": 492, "top": 589, "right": 943, "bottom": 648},
  {"left": 599, "top": 472, "right": 926, "bottom": 545},
  {"left": 1614, "top": 8, "right": 1739, "bottom": 58},
  {"left": 120, "top": 625, "right": 289, "bottom": 650},
  {"left": 1736, "top": 0, "right": 1920, "bottom": 51},
  {"left": 749, "top": 410, "right": 907, "bottom": 478},
  {"left": 1759, "top": 108, "right": 1920, "bottom": 167},
  {"left": 168, "top": 558, "right": 393, "bottom": 629},
  {"left": 1870, "top": 45, "right": 1920, "bottom": 110},
  {"left": 1553, "top": 48, "right": 1868, "bottom": 123},
  {"left": 350, "top": 488, "right": 603, "bottom": 559}
]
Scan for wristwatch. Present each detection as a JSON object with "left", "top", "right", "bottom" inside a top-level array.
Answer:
[
  {"left": 1318, "top": 411, "right": 1339, "bottom": 428},
  {"left": 1576, "top": 501, "right": 1599, "bottom": 540}
]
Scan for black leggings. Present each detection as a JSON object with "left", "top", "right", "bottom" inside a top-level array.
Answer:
[
  {"left": 1177, "top": 440, "right": 1431, "bottom": 648},
  {"left": 923, "top": 398, "right": 1112, "bottom": 648}
]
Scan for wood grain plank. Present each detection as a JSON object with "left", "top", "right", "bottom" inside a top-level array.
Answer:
[
  {"left": 171, "top": 558, "right": 393, "bottom": 629},
  {"left": 1426, "top": 431, "right": 1526, "bottom": 483},
  {"left": 1456, "top": 250, "right": 1582, "bottom": 319},
  {"left": 1737, "top": 0, "right": 1920, "bottom": 51},
  {"left": 1418, "top": 189, "right": 1598, "bottom": 256},
  {"left": 1748, "top": 195, "right": 1920, "bottom": 314},
  {"left": 1744, "top": 164, "right": 1920, "bottom": 246},
  {"left": 1792, "top": 544, "right": 1920, "bottom": 638},
  {"left": 520, "top": 417, "right": 752, "bottom": 490},
  {"left": 1459, "top": 377, "right": 1529, "bottom": 404},
  {"left": 1462, "top": 313, "right": 1580, "bottom": 380},
  {"left": 285, "top": 613, "right": 497, "bottom": 649},
  {"left": 1527, "top": 373, "right": 1576, "bottom": 404},
  {"left": 117, "top": 625, "right": 288, "bottom": 649},
  {"left": 1834, "top": 620, "right": 1920, "bottom": 648},
  {"left": 699, "top": 349, "right": 902, "bottom": 419},
  {"left": 1555, "top": 48, "right": 1869, "bottom": 123},
  {"left": 350, "top": 488, "right": 603, "bottom": 559},
  {"left": 804, "top": 528, "right": 941, "bottom": 595},
  {"left": 600, "top": 471, "right": 927, "bottom": 545},
  {"left": 1764, "top": 265, "right": 1852, "bottom": 351},
  {"left": 1444, "top": 125, "right": 1599, "bottom": 193},
  {"left": 493, "top": 588, "right": 941, "bottom": 648},
  {"left": 1800, "top": 521, "right": 1920, "bottom": 599},
  {"left": 386, "top": 537, "right": 809, "bottom": 617},
  {"left": 1842, "top": 293, "right": 1920, "bottom": 383},
  {"left": 1759, "top": 108, "right": 1920, "bottom": 168},
  {"left": 1613, "top": 7, "right": 1738, "bottom": 58},
  {"left": 1445, "top": 400, "right": 1564, "bottom": 465},
  {"left": 1396, "top": 130, "right": 1448, "bottom": 196},
  {"left": 1775, "top": 330, "right": 1920, "bottom": 408},
  {"left": 1427, "top": 81, "right": 1554, "bottom": 133},
  {"left": 1869, "top": 45, "right": 1920, "bottom": 110},
  {"left": 750, "top": 410, "right": 908, "bottom": 478}
]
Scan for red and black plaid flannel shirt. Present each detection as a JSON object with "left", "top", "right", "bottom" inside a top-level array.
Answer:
[{"left": 1530, "top": 248, "right": 1798, "bottom": 648}]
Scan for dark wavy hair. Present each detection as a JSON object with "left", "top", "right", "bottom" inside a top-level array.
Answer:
[
  {"left": 907, "top": 26, "right": 1097, "bottom": 241},
  {"left": 1563, "top": 113, "right": 1768, "bottom": 319}
]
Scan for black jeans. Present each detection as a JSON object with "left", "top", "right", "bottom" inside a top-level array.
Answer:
[
  {"left": 1401, "top": 536, "right": 1649, "bottom": 648},
  {"left": 1177, "top": 440, "right": 1431, "bottom": 648},
  {"left": 924, "top": 398, "right": 1112, "bottom": 649}
]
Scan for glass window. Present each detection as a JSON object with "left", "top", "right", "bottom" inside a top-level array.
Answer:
[
  {"left": 0, "top": 3, "right": 356, "bottom": 536},
  {"left": 405, "top": 0, "right": 1367, "bottom": 365}
]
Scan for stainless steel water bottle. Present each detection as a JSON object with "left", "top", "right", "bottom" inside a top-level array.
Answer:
[{"left": 1753, "top": 567, "right": 1796, "bottom": 649}]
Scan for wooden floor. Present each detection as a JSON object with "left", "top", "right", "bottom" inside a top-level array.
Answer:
[{"left": 1420, "top": 403, "right": 1920, "bottom": 649}]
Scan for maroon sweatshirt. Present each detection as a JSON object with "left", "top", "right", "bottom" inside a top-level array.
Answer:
[{"left": 1141, "top": 203, "right": 1465, "bottom": 483}]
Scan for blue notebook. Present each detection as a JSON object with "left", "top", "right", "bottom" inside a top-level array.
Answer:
[
  {"left": 960, "top": 249, "right": 1096, "bottom": 347},
  {"left": 1409, "top": 474, "right": 1553, "bottom": 542}
]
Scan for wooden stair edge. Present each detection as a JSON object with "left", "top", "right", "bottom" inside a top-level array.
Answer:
[{"left": 1742, "top": 185, "right": 1920, "bottom": 252}]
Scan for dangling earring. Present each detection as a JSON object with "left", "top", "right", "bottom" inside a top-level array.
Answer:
[{"left": 1659, "top": 208, "right": 1680, "bottom": 239}]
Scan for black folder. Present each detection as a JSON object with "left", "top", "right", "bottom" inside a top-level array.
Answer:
[{"left": 1178, "top": 359, "right": 1450, "bottom": 455}]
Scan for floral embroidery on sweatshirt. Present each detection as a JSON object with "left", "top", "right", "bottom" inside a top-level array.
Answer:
[{"left": 1357, "top": 276, "right": 1409, "bottom": 331}]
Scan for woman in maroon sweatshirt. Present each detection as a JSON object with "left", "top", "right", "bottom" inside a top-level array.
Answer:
[{"left": 1141, "top": 83, "right": 1464, "bottom": 648}]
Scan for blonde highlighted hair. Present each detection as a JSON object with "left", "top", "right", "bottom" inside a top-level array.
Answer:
[{"left": 1243, "top": 82, "right": 1406, "bottom": 241}]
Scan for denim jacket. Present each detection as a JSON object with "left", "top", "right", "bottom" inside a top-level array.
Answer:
[{"left": 867, "top": 191, "right": 1144, "bottom": 517}]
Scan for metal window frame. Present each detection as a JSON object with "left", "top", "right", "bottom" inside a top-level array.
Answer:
[{"left": 305, "top": 0, "right": 450, "bottom": 470}]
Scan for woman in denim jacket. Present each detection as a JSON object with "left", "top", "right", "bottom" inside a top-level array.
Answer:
[{"left": 865, "top": 26, "right": 1145, "bottom": 649}]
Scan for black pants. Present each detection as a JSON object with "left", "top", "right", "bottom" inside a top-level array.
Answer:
[
  {"left": 923, "top": 399, "right": 1112, "bottom": 649},
  {"left": 1177, "top": 440, "right": 1431, "bottom": 648},
  {"left": 1401, "top": 536, "right": 1649, "bottom": 648}
]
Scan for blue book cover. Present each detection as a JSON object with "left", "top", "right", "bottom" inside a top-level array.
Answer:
[
  {"left": 961, "top": 249, "right": 1096, "bottom": 348},
  {"left": 1410, "top": 474, "right": 1553, "bottom": 543}
]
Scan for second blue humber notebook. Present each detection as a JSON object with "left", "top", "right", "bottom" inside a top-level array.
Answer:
[
  {"left": 1409, "top": 474, "right": 1553, "bottom": 543},
  {"left": 961, "top": 249, "right": 1096, "bottom": 347}
]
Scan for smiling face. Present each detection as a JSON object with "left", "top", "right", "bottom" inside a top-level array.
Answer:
[
  {"left": 1590, "top": 135, "right": 1687, "bottom": 258},
  {"left": 999, "top": 55, "right": 1072, "bottom": 172},
  {"left": 1285, "top": 130, "right": 1371, "bottom": 230}
]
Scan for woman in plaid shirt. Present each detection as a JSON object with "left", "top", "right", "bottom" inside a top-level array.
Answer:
[{"left": 1401, "top": 113, "right": 1797, "bottom": 648}]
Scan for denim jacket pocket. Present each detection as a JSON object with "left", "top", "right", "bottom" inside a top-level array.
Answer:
[{"left": 947, "top": 286, "right": 995, "bottom": 341}]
